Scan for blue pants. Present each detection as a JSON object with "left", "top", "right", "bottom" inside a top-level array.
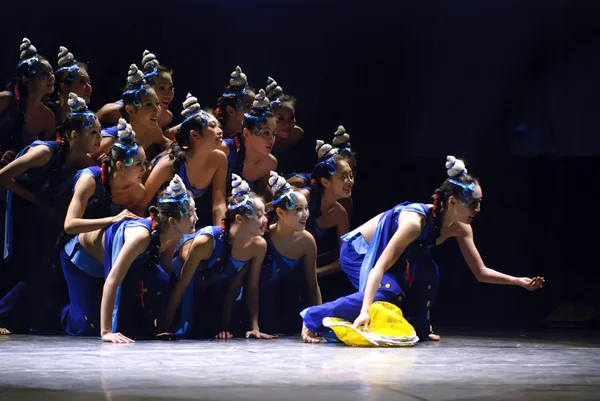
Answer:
[{"left": 302, "top": 233, "right": 440, "bottom": 341}]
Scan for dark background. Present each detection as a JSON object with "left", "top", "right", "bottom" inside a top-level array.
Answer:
[{"left": 1, "top": 0, "right": 598, "bottom": 329}]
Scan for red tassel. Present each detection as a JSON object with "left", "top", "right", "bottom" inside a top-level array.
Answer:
[
  {"left": 137, "top": 280, "right": 145, "bottom": 308},
  {"left": 220, "top": 219, "right": 226, "bottom": 231},
  {"left": 310, "top": 178, "right": 318, "bottom": 185},
  {"left": 15, "top": 85, "right": 21, "bottom": 101},
  {"left": 101, "top": 163, "right": 108, "bottom": 185},
  {"left": 149, "top": 211, "right": 157, "bottom": 230},
  {"left": 234, "top": 135, "right": 241, "bottom": 149},
  {"left": 214, "top": 107, "right": 221, "bottom": 117}
]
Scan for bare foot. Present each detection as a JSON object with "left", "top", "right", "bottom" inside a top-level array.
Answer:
[
  {"left": 429, "top": 333, "right": 440, "bottom": 341},
  {"left": 301, "top": 323, "right": 323, "bottom": 343},
  {"left": 0, "top": 328, "right": 10, "bottom": 335}
]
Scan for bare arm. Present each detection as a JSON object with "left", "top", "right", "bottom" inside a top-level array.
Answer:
[
  {"left": 0, "top": 145, "right": 51, "bottom": 203},
  {"left": 96, "top": 137, "right": 116, "bottom": 160},
  {"left": 160, "top": 235, "right": 213, "bottom": 331},
  {"left": 135, "top": 157, "right": 174, "bottom": 215},
  {"left": 316, "top": 204, "right": 349, "bottom": 277},
  {"left": 302, "top": 233, "right": 322, "bottom": 306},
  {"left": 64, "top": 174, "right": 120, "bottom": 234},
  {"left": 39, "top": 108, "right": 57, "bottom": 141},
  {"left": 100, "top": 227, "right": 150, "bottom": 340},
  {"left": 97, "top": 103, "right": 123, "bottom": 127},
  {"left": 245, "top": 237, "right": 268, "bottom": 332},
  {"left": 211, "top": 151, "right": 228, "bottom": 226},
  {"left": 359, "top": 212, "right": 423, "bottom": 316},
  {"left": 456, "top": 225, "right": 544, "bottom": 290}
]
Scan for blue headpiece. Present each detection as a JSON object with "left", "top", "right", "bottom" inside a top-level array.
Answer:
[
  {"left": 112, "top": 118, "right": 139, "bottom": 166},
  {"left": 123, "top": 64, "right": 147, "bottom": 106},
  {"left": 181, "top": 92, "right": 209, "bottom": 125},
  {"left": 228, "top": 174, "right": 255, "bottom": 217},
  {"left": 445, "top": 155, "right": 475, "bottom": 205},
  {"left": 141, "top": 50, "right": 160, "bottom": 85},
  {"left": 16, "top": 38, "right": 40, "bottom": 74},
  {"left": 56, "top": 46, "right": 81, "bottom": 83},
  {"left": 269, "top": 171, "right": 297, "bottom": 209},
  {"left": 66, "top": 92, "right": 96, "bottom": 129},
  {"left": 244, "top": 89, "right": 271, "bottom": 135},
  {"left": 222, "top": 65, "right": 249, "bottom": 109},
  {"left": 158, "top": 174, "right": 192, "bottom": 216}
]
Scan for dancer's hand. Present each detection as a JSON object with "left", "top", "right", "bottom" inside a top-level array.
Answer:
[
  {"left": 101, "top": 332, "right": 135, "bottom": 343},
  {"left": 245, "top": 329, "right": 277, "bottom": 339},
  {"left": 215, "top": 331, "right": 233, "bottom": 339},
  {"left": 0, "top": 150, "right": 15, "bottom": 167},
  {"left": 352, "top": 311, "right": 371, "bottom": 331},
  {"left": 111, "top": 209, "right": 138, "bottom": 224},
  {"left": 517, "top": 276, "right": 545, "bottom": 291}
]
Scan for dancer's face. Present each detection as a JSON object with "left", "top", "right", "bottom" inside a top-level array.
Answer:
[
  {"left": 201, "top": 114, "right": 224, "bottom": 147},
  {"left": 120, "top": 146, "right": 147, "bottom": 183},
  {"left": 25, "top": 60, "right": 55, "bottom": 95},
  {"left": 277, "top": 192, "right": 309, "bottom": 231},
  {"left": 273, "top": 102, "right": 296, "bottom": 139},
  {"left": 128, "top": 88, "right": 160, "bottom": 130},
  {"left": 154, "top": 73, "right": 174, "bottom": 110},
  {"left": 447, "top": 184, "right": 482, "bottom": 224},
  {"left": 322, "top": 159, "right": 354, "bottom": 199},
  {"left": 240, "top": 197, "right": 268, "bottom": 236},
  {"left": 64, "top": 67, "right": 92, "bottom": 104},
  {"left": 76, "top": 118, "right": 102, "bottom": 154},
  {"left": 244, "top": 118, "right": 276, "bottom": 156},
  {"left": 172, "top": 198, "right": 198, "bottom": 234}
]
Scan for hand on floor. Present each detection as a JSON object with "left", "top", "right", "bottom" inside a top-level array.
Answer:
[
  {"left": 215, "top": 331, "right": 233, "bottom": 339},
  {"left": 102, "top": 332, "right": 135, "bottom": 343},
  {"left": 245, "top": 330, "right": 277, "bottom": 339}
]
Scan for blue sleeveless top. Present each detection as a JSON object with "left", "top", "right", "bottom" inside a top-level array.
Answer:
[
  {"left": 224, "top": 138, "right": 256, "bottom": 192},
  {"left": 72, "top": 166, "right": 121, "bottom": 219},
  {"left": 260, "top": 232, "right": 301, "bottom": 286},
  {"left": 101, "top": 125, "right": 118, "bottom": 139},
  {"left": 305, "top": 214, "right": 338, "bottom": 257},
  {"left": 172, "top": 226, "right": 250, "bottom": 286},
  {"left": 342, "top": 202, "right": 438, "bottom": 292}
]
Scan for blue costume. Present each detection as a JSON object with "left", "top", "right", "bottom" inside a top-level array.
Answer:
[
  {"left": 224, "top": 138, "right": 256, "bottom": 193},
  {"left": 249, "top": 232, "right": 307, "bottom": 334},
  {"left": 0, "top": 140, "right": 76, "bottom": 333},
  {"left": 0, "top": 91, "right": 37, "bottom": 153},
  {"left": 173, "top": 158, "right": 212, "bottom": 228},
  {"left": 301, "top": 202, "right": 440, "bottom": 341},
  {"left": 170, "top": 225, "right": 249, "bottom": 338},
  {"left": 59, "top": 166, "right": 122, "bottom": 335}
]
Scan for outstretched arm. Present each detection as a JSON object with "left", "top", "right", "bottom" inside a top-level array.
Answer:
[
  {"left": 211, "top": 151, "right": 228, "bottom": 226},
  {"left": 353, "top": 212, "right": 424, "bottom": 329},
  {"left": 100, "top": 227, "right": 150, "bottom": 343},
  {"left": 457, "top": 225, "right": 544, "bottom": 290}
]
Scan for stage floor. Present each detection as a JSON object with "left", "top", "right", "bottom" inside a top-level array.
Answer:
[{"left": 0, "top": 329, "right": 599, "bottom": 401}]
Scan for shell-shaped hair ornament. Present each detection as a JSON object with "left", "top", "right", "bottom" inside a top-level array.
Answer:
[
  {"left": 67, "top": 93, "right": 88, "bottom": 113},
  {"left": 126, "top": 64, "right": 145, "bottom": 87},
  {"left": 316, "top": 139, "right": 338, "bottom": 160},
  {"left": 117, "top": 118, "right": 136, "bottom": 142},
  {"left": 19, "top": 37, "right": 38, "bottom": 61},
  {"left": 141, "top": 50, "right": 159, "bottom": 73},
  {"left": 268, "top": 171, "right": 291, "bottom": 194},
  {"left": 332, "top": 125, "right": 351, "bottom": 149},
  {"left": 229, "top": 65, "right": 248, "bottom": 87},
  {"left": 57, "top": 46, "right": 76, "bottom": 68},
  {"left": 445, "top": 155, "right": 467, "bottom": 178},
  {"left": 266, "top": 76, "right": 283, "bottom": 100}
]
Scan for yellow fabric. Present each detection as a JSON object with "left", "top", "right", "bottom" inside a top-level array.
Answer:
[{"left": 322, "top": 301, "right": 418, "bottom": 347}]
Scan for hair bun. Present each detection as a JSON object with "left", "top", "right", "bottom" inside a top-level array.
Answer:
[
  {"left": 445, "top": 155, "right": 467, "bottom": 178},
  {"left": 67, "top": 92, "right": 88, "bottom": 113},
  {"left": 57, "top": 46, "right": 76, "bottom": 67},
  {"left": 231, "top": 174, "right": 251, "bottom": 197},
  {"left": 127, "top": 64, "right": 145, "bottom": 87},
  {"left": 19, "top": 37, "right": 38, "bottom": 61},
  {"left": 181, "top": 92, "right": 202, "bottom": 119},
  {"left": 166, "top": 174, "right": 187, "bottom": 198},
  {"left": 266, "top": 76, "right": 283, "bottom": 99},
  {"left": 316, "top": 139, "right": 338, "bottom": 160},
  {"left": 117, "top": 118, "right": 136, "bottom": 142},
  {"left": 229, "top": 65, "right": 248, "bottom": 87},
  {"left": 141, "top": 50, "right": 159, "bottom": 73},
  {"left": 332, "top": 125, "right": 351, "bottom": 149},
  {"left": 268, "top": 171, "right": 290, "bottom": 193},
  {"left": 251, "top": 89, "right": 270, "bottom": 110}
]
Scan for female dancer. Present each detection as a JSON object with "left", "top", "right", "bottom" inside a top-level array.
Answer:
[
  {"left": 0, "top": 93, "right": 101, "bottom": 334},
  {"left": 61, "top": 175, "right": 197, "bottom": 342},
  {"left": 97, "top": 64, "right": 169, "bottom": 161},
  {"left": 52, "top": 46, "right": 93, "bottom": 124},
  {"left": 161, "top": 175, "right": 269, "bottom": 339},
  {"left": 227, "top": 89, "right": 277, "bottom": 200},
  {"left": 98, "top": 50, "right": 174, "bottom": 132},
  {"left": 139, "top": 93, "right": 227, "bottom": 227},
  {"left": 215, "top": 66, "right": 255, "bottom": 139},
  {"left": 300, "top": 156, "right": 545, "bottom": 343},
  {"left": 245, "top": 172, "right": 321, "bottom": 335},
  {"left": 265, "top": 77, "right": 307, "bottom": 176},
  {"left": 0, "top": 38, "right": 56, "bottom": 160}
]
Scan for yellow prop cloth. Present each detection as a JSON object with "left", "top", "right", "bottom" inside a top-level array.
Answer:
[{"left": 322, "top": 301, "right": 419, "bottom": 347}]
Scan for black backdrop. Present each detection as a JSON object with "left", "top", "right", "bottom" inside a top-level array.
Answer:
[{"left": 1, "top": 0, "right": 598, "bottom": 329}]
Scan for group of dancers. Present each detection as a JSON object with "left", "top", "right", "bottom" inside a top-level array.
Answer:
[{"left": 0, "top": 38, "right": 545, "bottom": 344}]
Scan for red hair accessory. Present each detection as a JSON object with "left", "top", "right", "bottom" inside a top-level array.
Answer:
[
  {"left": 220, "top": 219, "right": 226, "bottom": 231},
  {"left": 55, "top": 132, "right": 64, "bottom": 144},
  {"left": 310, "top": 178, "right": 318, "bottom": 185},
  {"left": 149, "top": 210, "right": 157, "bottom": 230},
  {"left": 432, "top": 193, "right": 439, "bottom": 217},
  {"left": 101, "top": 163, "right": 109, "bottom": 185},
  {"left": 14, "top": 85, "right": 21, "bottom": 101},
  {"left": 214, "top": 107, "right": 221, "bottom": 117},
  {"left": 234, "top": 135, "right": 241, "bottom": 149}
]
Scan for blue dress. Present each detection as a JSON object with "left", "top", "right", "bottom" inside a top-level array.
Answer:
[
  {"left": 59, "top": 166, "right": 123, "bottom": 336},
  {"left": 103, "top": 218, "right": 170, "bottom": 338},
  {"left": 250, "top": 232, "right": 306, "bottom": 334},
  {"left": 224, "top": 138, "right": 256, "bottom": 193},
  {"left": 301, "top": 202, "right": 440, "bottom": 341},
  {"left": 173, "top": 159, "right": 212, "bottom": 228},
  {"left": 170, "top": 225, "right": 249, "bottom": 338},
  {"left": 0, "top": 140, "right": 75, "bottom": 334}
]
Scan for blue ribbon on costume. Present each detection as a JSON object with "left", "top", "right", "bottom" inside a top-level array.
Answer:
[
  {"left": 123, "top": 87, "right": 148, "bottom": 106},
  {"left": 227, "top": 194, "right": 255, "bottom": 217},
  {"left": 316, "top": 156, "right": 337, "bottom": 175},
  {"left": 182, "top": 111, "right": 208, "bottom": 126},
  {"left": 67, "top": 111, "right": 97, "bottom": 129},
  {"left": 273, "top": 191, "right": 297, "bottom": 209},
  {"left": 244, "top": 112, "right": 268, "bottom": 135},
  {"left": 223, "top": 87, "right": 248, "bottom": 110},
  {"left": 56, "top": 64, "right": 81, "bottom": 82},
  {"left": 448, "top": 179, "right": 475, "bottom": 205},
  {"left": 143, "top": 68, "right": 159, "bottom": 84},
  {"left": 112, "top": 142, "right": 139, "bottom": 166},
  {"left": 158, "top": 193, "right": 193, "bottom": 217},
  {"left": 17, "top": 56, "right": 39, "bottom": 70}
]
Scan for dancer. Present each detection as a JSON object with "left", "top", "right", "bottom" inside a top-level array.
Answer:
[
  {"left": 215, "top": 66, "right": 255, "bottom": 139},
  {"left": 300, "top": 156, "right": 545, "bottom": 343},
  {"left": 52, "top": 46, "right": 93, "bottom": 124}
]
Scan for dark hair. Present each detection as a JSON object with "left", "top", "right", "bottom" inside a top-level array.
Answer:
[
  {"left": 145, "top": 64, "right": 173, "bottom": 87},
  {"left": 431, "top": 168, "right": 479, "bottom": 229},
  {"left": 54, "top": 62, "right": 88, "bottom": 96},
  {"left": 4, "top": 55, "right": 50, "bottom": 117},
  {"left": 272, "top": 94, "right": 297, "bottom": 110},
  {"left": 308, "top": 154, "right": 345, "bottom": 218},
  {"left": 54, "top": 110, "right": 97, "bottom": 167},
  {"left": 230, "top": 107, "right": 275, "bottom": 178},
  {"left": 215, "top": 85, "right": 255, "bottom": 127},
  {"left": 220, "top": 191, "right": 261, "bottom": 246},
  {"left": 147, "top": 188, "right": 193, "bottom": 262},
  {"left": 100, "top": 136, "right": 141, "bottom": 196}
]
